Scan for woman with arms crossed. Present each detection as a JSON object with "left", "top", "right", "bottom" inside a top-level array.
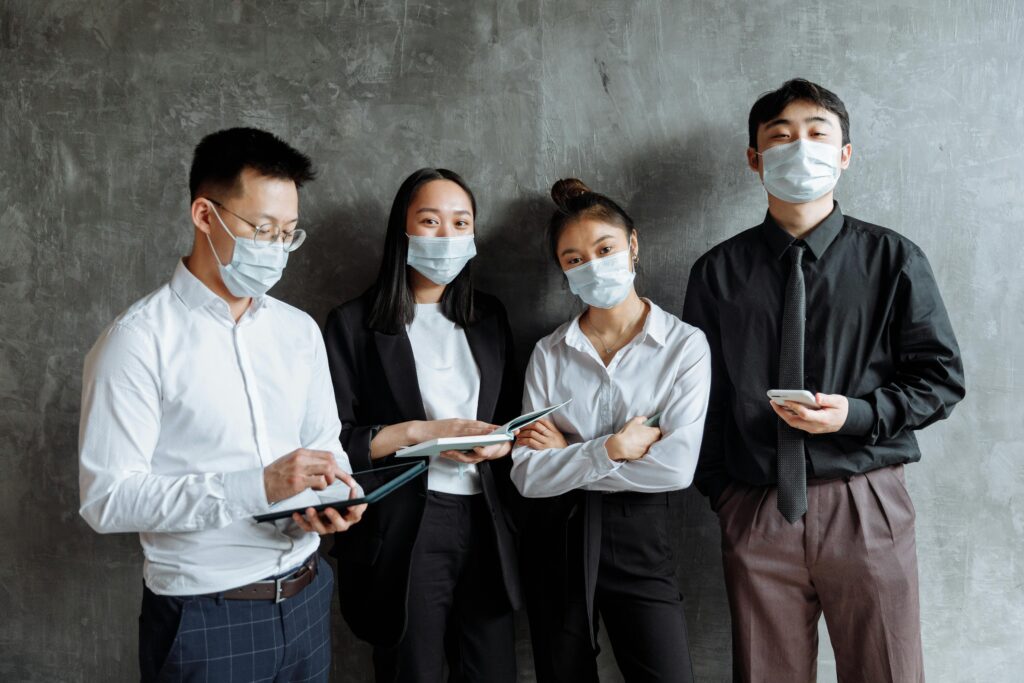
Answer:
[
  {"left": 324, "top": 168, "right": 522, "bottom": 682},
  {"left": 514, "top": 179, "right": 711, "bottom": 683}
]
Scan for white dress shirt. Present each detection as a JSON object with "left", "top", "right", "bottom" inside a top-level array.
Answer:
[
  {"left": 511, "top": 300, "right": 711, "bottom": 498},
  {"left": 79, "top": 260, "right": 351, "bottom": 596},
  {"left": 406, "top": 303, "right": 483, "bottom": 495}
]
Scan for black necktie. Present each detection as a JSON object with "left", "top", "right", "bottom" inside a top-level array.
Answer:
[{"left": 777, "top": 243, "right": 807, "bottom": 523}]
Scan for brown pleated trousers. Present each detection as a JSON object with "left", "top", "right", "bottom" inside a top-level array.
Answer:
[{"left": 717, "top": 464, "right": 924, "bottom": 683}]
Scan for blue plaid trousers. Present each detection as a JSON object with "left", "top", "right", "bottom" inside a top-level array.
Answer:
[{"left": 140, "top": 554, "right": 334, "bottom": 682}]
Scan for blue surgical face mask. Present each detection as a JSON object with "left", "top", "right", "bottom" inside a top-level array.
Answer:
[
  {"left": 206, "top": 205, "right": 289, "bottom": 298},
  {"left": 759, "top": 138, "right": 842, "bottom": 203},
  {"left": 406, "top": 234, "right": 477, "bottom": 285},
  {"left": 565, "top": 249, "right": 636, "bottom": 309}
]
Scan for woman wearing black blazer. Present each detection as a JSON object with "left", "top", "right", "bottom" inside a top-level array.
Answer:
[{"left": 324, "top": 168, "right": 522, "bottom": 682}]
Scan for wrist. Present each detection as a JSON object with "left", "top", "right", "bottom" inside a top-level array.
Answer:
[
  {"left": 605, "top": 434, "right": 621, "bottom": 461},
  {"left": 405, "top": 420, "right": 424, "bottom": 444},
  {"left": 261, "top": 469, "right": 275, "bottom": 503}
]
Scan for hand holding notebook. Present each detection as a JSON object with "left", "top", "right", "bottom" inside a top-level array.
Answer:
[{"left": 395, "top": 399, "right": 573, "bottom": 458}]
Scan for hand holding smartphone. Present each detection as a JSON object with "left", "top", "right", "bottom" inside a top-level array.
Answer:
[{"left": 767, "top": 389, "right": 820, "bottom": 409}]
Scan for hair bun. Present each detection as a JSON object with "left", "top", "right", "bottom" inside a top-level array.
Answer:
[{"left": 550, "top": 178, "right": 591, "bottom": 210}]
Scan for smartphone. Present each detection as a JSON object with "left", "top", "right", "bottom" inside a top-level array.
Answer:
[
  {"left": 643, "top": 411, "right": 662, "bottom": 428},
  {"left": 767, "top": 389, "right": 820, "bottom": 409}
]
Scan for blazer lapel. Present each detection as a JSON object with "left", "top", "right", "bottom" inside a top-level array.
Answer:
[
  {"left": 465, "top": 312, "right": 502, "bottom": 423},
  {"left": 373, "top": 330, "right": 427, "bottom": 422}
]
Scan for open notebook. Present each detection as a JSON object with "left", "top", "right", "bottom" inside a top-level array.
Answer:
[{"left": 395, "top": 399, "right": 573, "bottom": 459}]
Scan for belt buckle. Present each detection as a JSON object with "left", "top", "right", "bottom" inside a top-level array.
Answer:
[{"left": 274, "top": 576, "right": 286, "bottom": 604}]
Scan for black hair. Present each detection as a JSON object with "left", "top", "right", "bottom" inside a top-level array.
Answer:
[
  {"left": 367, "top": 168, "right": 477, "bottom": 334},
  {"left": 747, "top": 78, "right": 851, "bottom": 150},
  {"left": 546, "top": 178, "right": 636, "bottom": 264},
  {"left": 188, "top": 127, "right": 316, "bottom": 200}
]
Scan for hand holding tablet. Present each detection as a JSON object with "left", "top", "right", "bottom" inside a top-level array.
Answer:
[{"left": 254, "top": 461, "right": 427, "bottom": 524}]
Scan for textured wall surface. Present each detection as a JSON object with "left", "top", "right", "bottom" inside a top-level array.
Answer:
[{"left": 1, "top": 1, "right": 1021, "bottom": 681}]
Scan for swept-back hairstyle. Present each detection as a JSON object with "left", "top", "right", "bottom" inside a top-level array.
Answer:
[
  {"left": 747, "top": 78, "right": 851, "bottom": 150},
  {"left": 546, "top": 178, "right": 636, "bottom": 264},
  {"left": 367, "top": 168, "right": 477, "bottom": 334}
]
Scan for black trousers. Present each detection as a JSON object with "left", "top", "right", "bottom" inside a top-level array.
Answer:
[
  {"left": 373, "top": 491, "right": 516, "bottom": 683},
  {"left": 527, "top": 492, "right": 694, "bottom": 683}
]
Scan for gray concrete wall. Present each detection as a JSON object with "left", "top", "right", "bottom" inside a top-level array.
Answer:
[{"left": 1, "top": 1, "right": 1021, "bottom": 680}]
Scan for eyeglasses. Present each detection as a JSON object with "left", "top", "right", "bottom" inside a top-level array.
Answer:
[{"left": 206, "top": 198, "right": 307, "bottom": 252}]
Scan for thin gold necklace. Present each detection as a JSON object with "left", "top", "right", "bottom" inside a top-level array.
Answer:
[{"left": 583, "top": 302, "right": 645, "bottom": 355}]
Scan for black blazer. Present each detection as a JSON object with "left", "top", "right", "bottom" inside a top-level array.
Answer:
[{"left": 323, "top": 288, "right": 524, "bottom": 647}]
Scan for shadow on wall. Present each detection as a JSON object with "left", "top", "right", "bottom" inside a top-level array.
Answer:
[
  {"left": 280, "top": 197, "right": 389, "bottom": 326},
  {"left": 620, "top": 124, "right": 738, "bottom": 681},
  {"left": 475, "top": 190, "right": 568, "bottom": 351},
  {"left": 623, "top": 123, "right": 734, "bottom": 316}
]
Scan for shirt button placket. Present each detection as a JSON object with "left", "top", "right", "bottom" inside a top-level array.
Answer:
[
  {"left": 232, "top": 322, "right": 265, "bottom": 468},
  {"left": 601, "top": 373, "right": 613, "bottom": 435}
]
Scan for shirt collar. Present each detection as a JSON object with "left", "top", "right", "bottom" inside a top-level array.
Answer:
[
  {"left": 759, "top": 201, "right": 845, "bottom": 260},
  {"left": 559, "top": 298, "right": 668, "bottom": 353},
  {"left": 169, "top": 259, "right": 270, "bottom": 318}
]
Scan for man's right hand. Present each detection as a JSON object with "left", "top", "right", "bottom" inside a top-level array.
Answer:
[
  {"left": 606, "top": 416, "right": 662, "bottom": 462},
  {"left": 263, "top": 448, "right": 344, "bottom": 504}
]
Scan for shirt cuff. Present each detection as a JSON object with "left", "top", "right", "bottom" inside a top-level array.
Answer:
[
  {"left": 837, "top": 397, "right": 875, "bottom": 436},
  {"left": 592, "top": 435, "right": 623, "bottom": 476},
  {"left": 223, "top": 466, "right": 270, "bottom": 516}
]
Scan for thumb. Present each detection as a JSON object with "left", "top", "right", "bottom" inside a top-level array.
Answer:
[{"left": 815, "top": 393, "right": 837, "bottom": 408}]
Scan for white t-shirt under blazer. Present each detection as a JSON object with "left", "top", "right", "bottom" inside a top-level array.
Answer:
[{"left": 406, "top": 302, "right": 484, "bottom": 495}]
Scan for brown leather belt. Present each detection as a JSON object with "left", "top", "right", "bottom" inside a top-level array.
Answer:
[{"left": 218, "top": 554, "right": 317, "bottom": 603}]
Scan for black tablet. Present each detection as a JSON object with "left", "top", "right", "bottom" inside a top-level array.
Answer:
[{"left": 253, "top": 460, "right": 427, "bottom": 523}]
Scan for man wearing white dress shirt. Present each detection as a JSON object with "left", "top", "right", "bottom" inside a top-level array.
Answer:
[{"left": 78, "top": 127, "right": 365, "bottom": 682}]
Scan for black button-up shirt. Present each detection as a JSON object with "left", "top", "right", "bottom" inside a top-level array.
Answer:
[{"left": 682, "top": 203, "right": 965, "bottom": 505}]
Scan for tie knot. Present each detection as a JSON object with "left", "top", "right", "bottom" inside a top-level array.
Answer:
[{"left": 789, "top": 242, "right": 806, "bottom": 264}]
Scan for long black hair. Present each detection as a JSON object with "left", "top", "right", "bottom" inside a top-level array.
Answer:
[{"left": 367, "top": 168, "right": 477, "bottom": 334}]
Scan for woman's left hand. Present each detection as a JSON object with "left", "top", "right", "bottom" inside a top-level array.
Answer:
[{"left": 439, "top": 440, "right": 512, "bottom": 464}]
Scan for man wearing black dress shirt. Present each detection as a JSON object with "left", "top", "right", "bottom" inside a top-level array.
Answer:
[{"left": 683, "top": 79, "right": 965, "bottom": 682}]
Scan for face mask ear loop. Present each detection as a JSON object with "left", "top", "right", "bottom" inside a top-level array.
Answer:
[{"left": 205, "top": 203, "right": 236, "bottom": 269}]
